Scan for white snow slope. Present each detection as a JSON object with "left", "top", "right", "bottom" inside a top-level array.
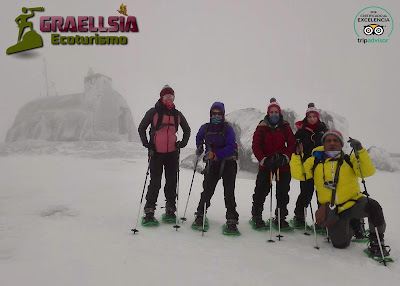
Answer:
[{"left": 0, "top": 142, "right": 399, "bottom": 286}]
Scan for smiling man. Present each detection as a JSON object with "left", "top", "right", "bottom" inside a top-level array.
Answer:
[{"left": 290, "top": 130, "right": 391, "bottom": 260}]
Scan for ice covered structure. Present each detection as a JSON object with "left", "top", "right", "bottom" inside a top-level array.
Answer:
[
  {"left": 6, "top": 70, "right": 138, "bottom": 142},
  {"left": 368, "top": 147, "right": 399, "bottom": 172}
]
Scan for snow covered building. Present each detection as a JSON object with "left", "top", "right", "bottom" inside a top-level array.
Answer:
[{"left": 6, "top": 70, "right": 139, "bottom": 142}]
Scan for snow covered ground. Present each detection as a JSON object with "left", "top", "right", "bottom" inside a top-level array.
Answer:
[{"left": 0, "top": 142, "right": 399, "bottom": 286}]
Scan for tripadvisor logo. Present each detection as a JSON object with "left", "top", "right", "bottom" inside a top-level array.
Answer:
[
  {"left": 354, "top": 6, "right": 393, "bottom": 44},
  {"left": 6, "top": 6, "right": 139, "bottom": 55}
]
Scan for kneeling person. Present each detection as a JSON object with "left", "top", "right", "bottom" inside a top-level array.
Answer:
[{"left": 290, "top": 130, "right": 391, "bottom": 259}]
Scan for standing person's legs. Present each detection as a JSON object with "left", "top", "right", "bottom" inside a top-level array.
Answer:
[
  {"left": 196, "top": 163, "right": 220, "bottom": 215},
  {"left": 145, "top": 154, "right": 164, "bottom": 210},
  {"left": 251, "top": 169, "right": 272, "bottom": 217},
  {"left": 294, "top": 179, "right": 314, "bottom": 218},
  {"left": 275, "top": 171, "right": 291, "bottom": 219},
  {"left": 163, "top": 151, "right": 179, "bottom": 211},
  {"left": 222, "top": 161, "right": 239, "bottom": 221}
]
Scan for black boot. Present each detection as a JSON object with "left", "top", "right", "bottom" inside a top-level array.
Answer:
[
  {"left": 164, "top": 207, "right": 176, "bottom": 220},
  {"left": 251, "top": 216, "right": 267, "bottom": 230},
  {"left": 272, "top": 217, "right": 290, "bottom": 229},
  {"left": 292, "top": 215, "right": 306, "bottom": 227},
  {"left": 367, "top": 233, "right": 391, "bottom": 257},
  {"left": 350, "top": 218, "right": 368, "bottom": 240},
  {"left": 224, "top": 219, "right": 240, "bottom": 235},
  {"left": 142, "top": 208, "right": 158, "bottom": 225}
]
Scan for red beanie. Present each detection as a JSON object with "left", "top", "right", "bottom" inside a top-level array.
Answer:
[
  {"left": 160, "top": 85, "right": 174, "bottom": 97},
  {"left": 322, "top": 130, "right": 344, "bottom": 146},
  {"left": 267, "top": 98, "right": 281, "bottom": 114},
  {"left": 306, "top": 103, "right": 320, "bottom": 120}
]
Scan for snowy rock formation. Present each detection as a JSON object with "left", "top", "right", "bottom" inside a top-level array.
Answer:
[
  {"left": 181, "top": 107, "right": 350, "bottom": 173},
  {"left": 6, "top": 70, "right": 138, "bottom": 142},
  {"left": 368, "top": 147, "right": 399, "bottom": 172}
]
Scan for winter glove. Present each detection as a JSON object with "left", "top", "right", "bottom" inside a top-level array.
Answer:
[
  {"left": 195, "top": 145, "right": 204, "bottom": 156},
  {"left": 175, "top": 141, "right": 182, "bottom": 149},
  {"left": 273, "top": 153, "right": 288, "bottom": 167},
  {"left": 295, "top": 139, "right": 303, "bottom": 155},
  {"left": 348, "top": 138, "right": 363, "bottom": 151},
  {"left": 263, "top": 157, "right": 277, "bottom": 169},
  {"left": 144, "top": 143, "right": 156, "bottom": 157}
]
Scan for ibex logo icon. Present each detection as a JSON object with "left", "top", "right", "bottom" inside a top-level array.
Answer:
[{"left": 6, "top": 7, "right": 45, "bottom": 54}]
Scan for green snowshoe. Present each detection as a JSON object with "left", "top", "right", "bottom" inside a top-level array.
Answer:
[
  {"left": 268, "top": 218, "right": 293, "bottom": 231},
  {"left": 222, "top": 220, "right": 241, "bottom": 236},
  {"left": 249, "top": 217, "right": 269, "bottom": 231},
  {"left": 191, "top": 216, "right": 209, "bottom": 231},
  {"left": 161, "top": 212, "right": 176, "bottom": 223}
]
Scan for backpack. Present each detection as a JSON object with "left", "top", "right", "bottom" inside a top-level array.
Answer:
[
  {"left": 203, "top": 122, "right": 239, "bottom": 160},
  {"left": 153, "top": 110, "right": 179, "bottom": 133}
]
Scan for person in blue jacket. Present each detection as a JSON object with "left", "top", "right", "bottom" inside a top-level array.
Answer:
[{"left": 192, "top": 102, "right": 239, "bottom": 234}]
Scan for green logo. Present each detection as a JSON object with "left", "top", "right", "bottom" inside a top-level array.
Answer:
[{"left": 6, "top": 7, "right": 45, "bottom": 54}]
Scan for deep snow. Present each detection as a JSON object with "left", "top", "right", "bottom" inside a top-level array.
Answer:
[{"left": 0, "top": 142, "right": 399, "bottom": 286}]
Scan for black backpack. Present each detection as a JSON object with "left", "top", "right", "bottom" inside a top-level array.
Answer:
[{"left": 203, "top": 122, "right": 238, "bottom": 160}]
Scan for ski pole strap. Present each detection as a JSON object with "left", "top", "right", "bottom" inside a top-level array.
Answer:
[
  {"left": 329, "top": 156, "right": 343, "bottom": 208},
  {"left": 218, "top": 156, "right": 236, "bottom": 178}
]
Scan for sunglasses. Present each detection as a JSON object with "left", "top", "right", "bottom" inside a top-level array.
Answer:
[{"left": 211, "top": 111, "right": 223, "bottom": 116}]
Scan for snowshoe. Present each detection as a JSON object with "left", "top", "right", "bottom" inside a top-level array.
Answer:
[
  {"left": 141, "top": 215, "right": 159, "bottom": 227},
  {"left": 222, "top": 220, "right": 241, "bottom": 236},
  {"left": 269, "top": 218, "right": 293, "bottom": 231},
  {"left": 364, "top": 243, "right": 393, "bottom": 263},
  {"left": 191, "top": 216, "right": 209, "bottom": 231},
  {"left": 290, "top": 216, "right": 307, "bottom": 229},
  {"left": 161, "top": 211, "right": 176, "bottom": 223},
  {"left": 249, "top": 217, "right": 269, "bottom": 231}
]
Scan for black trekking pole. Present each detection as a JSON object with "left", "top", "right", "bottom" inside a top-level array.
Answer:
[
  {"left": 173, "top": 149, "right": 181, "bottom": 231},
  {"left": 299, "top": 151, "right": 319, "bottom": 249},
  {"left": 181, "top": 156, "right": 200, "bottom": 222},
  {"left": 348, "top": 137, "right": 387, "bottom": 265},
  {"left": 131, "top": 154, "right": 152, "bottom": 234},
  {"left": 267, "top": 171, "right": 275, "bottom": 243}
]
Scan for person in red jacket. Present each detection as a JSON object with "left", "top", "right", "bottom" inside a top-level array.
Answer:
[{"left": 250, "top": 98, "right": 295, "bottom": 230}]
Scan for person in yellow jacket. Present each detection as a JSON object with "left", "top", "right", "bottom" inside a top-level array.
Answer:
[{"left": 290, "top": 130, "right": 390, "bottom": 257}]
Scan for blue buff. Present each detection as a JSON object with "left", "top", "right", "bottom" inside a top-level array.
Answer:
[
  {"left": 211, "top": 117, "right": 223, "bottom": 124},
  {"left": 269, "top": 114, "right": 279, "bottom": 124}
]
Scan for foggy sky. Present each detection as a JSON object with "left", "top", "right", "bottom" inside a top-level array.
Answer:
[{"left": 1, "top": 0, "right": 399, "bottom": 152}]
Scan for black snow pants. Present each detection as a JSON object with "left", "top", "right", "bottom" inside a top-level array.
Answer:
[
  {"left": 144, "top": 150, "right": 179, "bottom": 211},
  {"left": 252, "top": 169, "right": 291, "bottom": 219},
  {"left": 328, "top": 196, "right": 386, "bottom": 249},
  {"left": 196, "top": 160, "right": 239, "bottom": 221}
]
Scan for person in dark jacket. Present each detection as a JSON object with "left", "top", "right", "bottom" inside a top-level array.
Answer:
[
  {"left": 192, "top": 102, "right": 240, "bottom": 234},
  {"left": 138, "top": 85, "right": 190, "bottom": 225},
  {"left": 250, "top": 98, "right": 295, "bottom": 230},
  {"left": 292, "top": 103, "right": 327, "bottom": 227}
]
